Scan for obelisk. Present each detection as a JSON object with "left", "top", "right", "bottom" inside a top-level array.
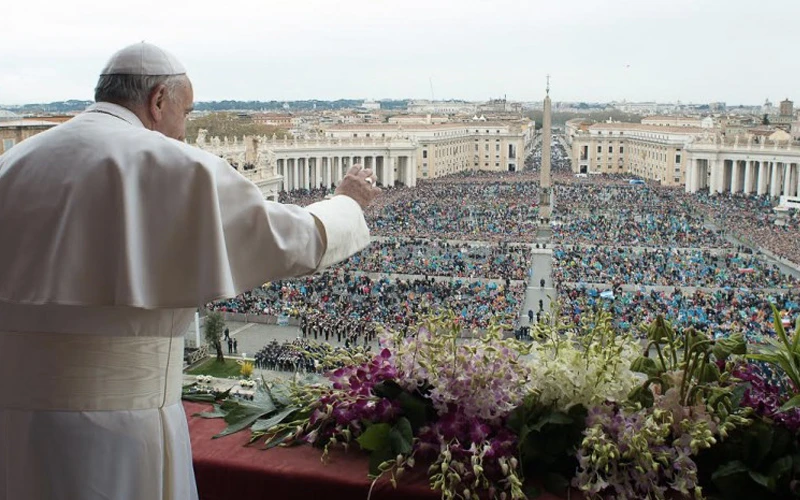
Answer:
[{"left": 539, "top": 76, "right": 552, "bottom": 222}]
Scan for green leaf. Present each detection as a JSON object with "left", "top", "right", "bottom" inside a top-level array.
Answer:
[
  {"left": 268, "top": 383, "right": 294, "bottom": 407},
  {"left": 368, "top": 447, "right": 395, "bottom": 477},
  {"left": 389, "top": 427, "right": 412, "bottom": 455},
  {"left": 712, "top": 460, "right": 749, "bottom": 483},
  {"left": 768, "top": 456, "right": 793, "bottom": 481},
  {"left": 395, "top": 417, "right": 412, "bottom": 442},
  {"left": 397, "top": 392, "right": 429, "bottom": 431},
  {"left": 543, "top": 472, "right": 570, "bottom": 496},
  {"left": 506, "top": 405, "right": 526, "bottom": 433},
  {"left": 356, "top": 423, "right": 392, "bottom": 452},
  {"left": 214, "top": 400, "right": 277, "bottom": 438},
  {"left": 772, "top": 304, "right": 791, "bottom": 351},
  {"left": 746, "top": 423, "right": 775, "bottom": 467},
  {"left": 530, "top": 411, "right": 572, "bottom": 432},
  {"left": 712, "top": 333, "right": 747, "bottom": 361},
  {"left": 193, "top": 404, "right": 226, "bottom": 419},
  {"left": 747, "top": 471, "right": 774, "bottom": 492},
  {"left": 251, "top": 406, "right": 298, "bottom": 433},
  {"left": 711, "top": 460, "right": 752, "bottom": 498},
  {"left": 627, "top": 384, "right": 655, "bottom": 408},
  {"left": 630, "top": 356, "right": 660, "bottom": 376},
  {"left": 263, "top": 429, "right": 294, "bottom": 450},
  {"left": 182, "top": 393, "right": 218, "bottom": 403},
  {"left": 373, "top": 380, "right": 404, "bottom": 400},
  {"left": 779, "top": 394, "right": 800, "bottom": 412},
  {"left": 700, "top": 362, "right": 722, "bottom": 383}
]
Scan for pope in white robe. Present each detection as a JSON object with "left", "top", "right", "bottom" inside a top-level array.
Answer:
[{"left": 0, "top": 42, "right": 378, "bottom": 500}]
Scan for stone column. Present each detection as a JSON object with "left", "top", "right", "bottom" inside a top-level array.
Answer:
[
  {"left": 794, "top": 163, "right": 800, "bottom": 197},
  {"left": 302, "top": 158, "right": 310, "bottom": 190},
  {"left": 770, "top": 161, "right": 780, "bottom": 197},
  {"left": 795, "top": 163, "right": 800, "bottom": 197},
  {"left": 783, "top": 162, "right": 792, "bottom": 197},
  {"left": 744, "top": 161, "right": 753, "bottom": 194},
  {"left": 757, "top": 161, "right": 767, "bottom": 195},
  {"left": 292, "top": 159, "right": 299, "bottom": 191},
  {"left": 685, "top": 160, "right": 694, "bottom": 193},
  {"left": 709, "top": 159, "right": 721, "bottom": 194},
  {"left": 386, "top": 155, "right": 394, "bottom": 187},
  {"left": 326, "top": 157, "right": 332, "bottom": 188}
]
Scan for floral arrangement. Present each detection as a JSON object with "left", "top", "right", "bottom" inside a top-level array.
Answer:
[
  {"left": 185, "top": 307, "right": 800, "bottom": 500},
  {"left": 239, "top": 360, "right": 255, "bottom": 378}
]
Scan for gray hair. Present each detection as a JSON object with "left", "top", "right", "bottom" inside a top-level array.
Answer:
[{"left": 94, "top": 74, "right": 187, "bottom": 106}]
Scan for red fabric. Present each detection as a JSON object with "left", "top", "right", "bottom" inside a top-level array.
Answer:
[
  {"left": 186, "top": 401, "right": 437, "bottom": 500},
  {"left": 186, "top": 401, "right": 567, "bottom": 500}
]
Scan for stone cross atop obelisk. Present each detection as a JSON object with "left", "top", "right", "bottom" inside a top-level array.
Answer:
[{"left": 539, "top": 75, "right": 552, "bottom": 222}]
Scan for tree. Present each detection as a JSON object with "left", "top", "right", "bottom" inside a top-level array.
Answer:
[
  {"left": 762, "top": 114, "right": 770, "bottom": 125},
  {"left": 204, "top": 311, "right": 226, "bottom": 362},
  {"left": 185, "top": 112, "right": 289, "bottom": 143}
]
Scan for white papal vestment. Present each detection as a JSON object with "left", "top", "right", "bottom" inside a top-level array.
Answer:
[{"left": 0, "top": 103, "right": 370, "bottom": 500}]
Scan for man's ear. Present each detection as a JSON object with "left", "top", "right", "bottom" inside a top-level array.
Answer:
[{"left": 147, "top": 83, "right": 168, "bottom": 123}]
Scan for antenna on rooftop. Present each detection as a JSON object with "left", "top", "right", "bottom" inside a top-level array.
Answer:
[{"left": 429, "top": 77, "right": 435, "bottom": 101}]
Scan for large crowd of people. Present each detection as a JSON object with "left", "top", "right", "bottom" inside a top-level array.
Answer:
[
  {"left": 686, "top": 192, "right": 800, "bottom": 265},
  {"left": 366, "top": 181, "right": 540, "bottom": 242},
  {"left": 208, "top": 137, "right": 799, "bottom": 372},
  {"left": 553, "top": 246, "right": 798, "bottom": 289},
  {"left": 208, "top": 271, "right": 524, "bottom": 331},
  {"left": 557, "top": 285, "right": 799, "bottom": 343},
  {"left": 253, "top": 338, "right": 371, "bottom": 373},
  {"left": 336, "top": 238, "right": 531, "bottom": 280},
  {"left": 550, "top": 177, "right": 799, "bottom": 341},
  {"left": 552, "top": 210, "right": 730, "bottom": 247}
]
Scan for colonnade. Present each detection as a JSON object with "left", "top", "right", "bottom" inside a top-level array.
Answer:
[
  {"left": 686, "top": 157, "right": 800, "bottom": 198},
  {"left": 276, "top": 154, "right": 416, "bottom": 191}
]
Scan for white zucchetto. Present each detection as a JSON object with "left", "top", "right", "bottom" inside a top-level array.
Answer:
[{"left": 100, "top": 42, "right": 186, "bottom": 76}]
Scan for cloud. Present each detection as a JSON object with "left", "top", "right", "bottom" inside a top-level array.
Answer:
[{"left": 1, "top": 0, "right": 798, "bottom": 104}]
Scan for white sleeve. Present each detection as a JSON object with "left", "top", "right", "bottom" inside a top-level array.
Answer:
[{"left": 305, "top": 195, "right": 371, "bottom": 270}]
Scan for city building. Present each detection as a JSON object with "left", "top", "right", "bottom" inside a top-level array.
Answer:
[
  {"left": 324, "top": 120, "right": 535, "bottom": 179},
  {"left": 387, "top": 114, "right": 449, "bottom": 125},
  {"left": 641, "top": 116, "right": 714, "bottom": 128},
  {"left": 0, "top": 119, "right": 59, "bottom": 154},
  {"left": 748, "top": 127, "right": 792, "bottom": 143},
  {"left": 477, "top": 98, "right": 523, "bottom": 115},
  {"left": 195, "top": 130, "right": 419, "bottom": 194},
  {"left": 361, "top": 100, "right": 381, "bottom": 111},
  {"left": 566, "top": 120, "right": 705, "bottom": 186},
  {"left": 251, "top": 113, "right": 296, "bottom": 128},
  {"left": 407, "top": 100, "right": 477, "bottom": 115},
  {"left": 780, "top": 99, "right": 794, "bottom": 117},
  {"left": 708, "top": 102, "right": 727, "bottom": 113},
  {"left": 684, "top": 136, "right": 800, "bottom": 199}
]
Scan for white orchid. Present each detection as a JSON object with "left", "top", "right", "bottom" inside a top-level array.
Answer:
[{"left": 526, "top": 314, "right": 643, "bottom": 410}]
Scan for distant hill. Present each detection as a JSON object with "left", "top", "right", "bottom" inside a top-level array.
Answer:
[
  {"left": 1, "top": 100, "right": 93, "bottom": 114},
  {"left": 1, "top": 99, "right": 411, "bottom": 114},
  {"left": 193, "top": 99, "right": 410, "bottom": 111}
]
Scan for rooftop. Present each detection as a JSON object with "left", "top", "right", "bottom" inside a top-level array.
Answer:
[
  {"left": 587, "top": 122, "right": 706, "bottom": 134},
  {"left": 0, "top": 119, "right": 59, "bottom": 128}
]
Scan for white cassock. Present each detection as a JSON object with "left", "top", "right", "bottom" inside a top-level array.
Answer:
[{"left": 0, "top": 102, "right": 370, "bottom": 500}]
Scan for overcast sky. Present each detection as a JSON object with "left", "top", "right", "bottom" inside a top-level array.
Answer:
[{"left": 1, "top": 0, "right": 797, "bottom": 105}]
